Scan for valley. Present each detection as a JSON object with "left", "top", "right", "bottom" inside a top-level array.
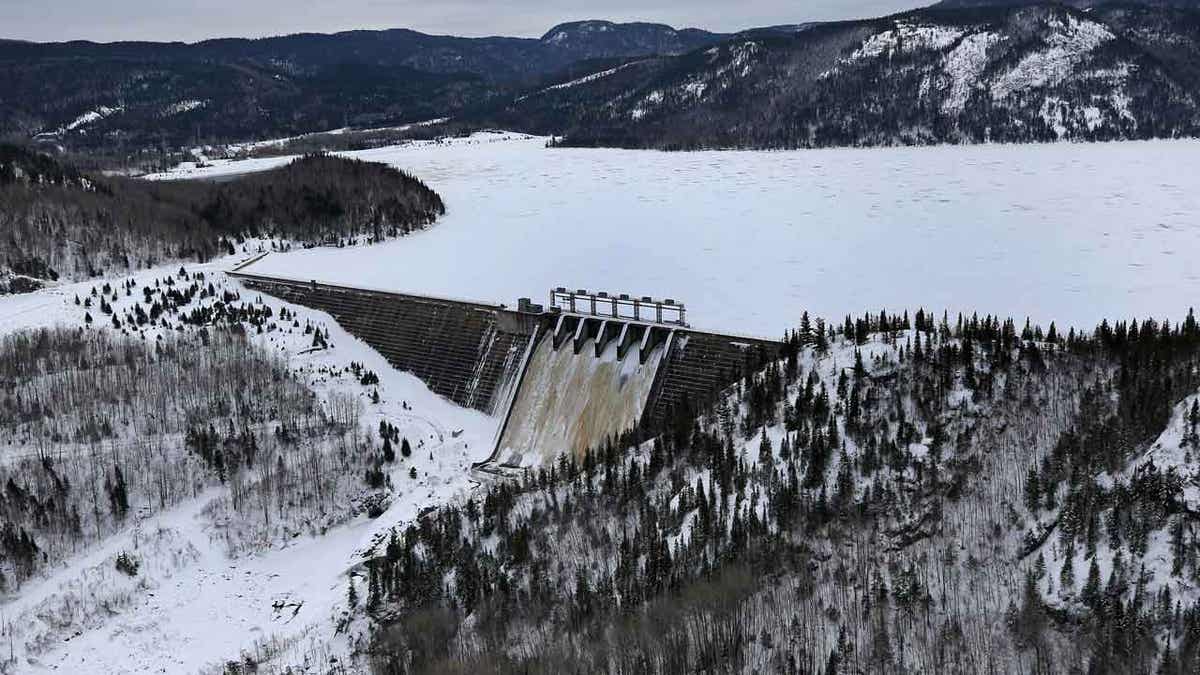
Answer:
[{"left": 2, "top": 1, "right": 1200, "bottom": 672}]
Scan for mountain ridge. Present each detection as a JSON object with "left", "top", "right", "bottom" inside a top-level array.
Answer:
[
  {"left": 4, "top": 4, "right": 1200, "bottom": 155},
  {"left": 491, "top": 3, "right": 1200, "bottom": 149},
  {"left": 935, "top": 0, "right": 1200, "bottom": 9},
  {"left": 0, "top": 19, "right": 728, "bottom": 154}
]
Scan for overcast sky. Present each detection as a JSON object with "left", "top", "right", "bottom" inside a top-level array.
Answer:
[{"left": 0, "top": 0, "right": 924, "bottom": 43}]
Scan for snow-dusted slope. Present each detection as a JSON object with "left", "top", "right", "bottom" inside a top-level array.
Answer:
[
  {"left": 0, "top": 252, "right": 498, "bottom": 672},
  {"left": 495, "top": 5, "right": 1200, "bottom": 149},
  {"left": 1027, "top": 391, "right": 1200, "bottom": 618}
]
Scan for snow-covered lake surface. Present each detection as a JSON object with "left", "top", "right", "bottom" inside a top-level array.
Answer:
[{"left": 158, "top": 133, "right": 1200, "bottom": 336}]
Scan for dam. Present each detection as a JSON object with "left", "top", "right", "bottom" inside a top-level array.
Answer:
[
  {"left": 491, "top": 326, "right": 667, "bottom": 466},
  {"left": 229, "top": 270, "right": 781, "bottom": 467}
]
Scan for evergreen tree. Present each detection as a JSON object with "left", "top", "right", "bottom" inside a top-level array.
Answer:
[
  {"left": 1171, "top": 518, "right": 1185, "bottom": 577},
  {"left": 815, "top": 319, "right": 829, "bottom": 353},
  {"left": 367, "top": 562, "right": 380, "bottom": 610},
  {"left": 1024, "top": 465, "right": 1040, "bottom": 512},
  {"left": 106, "top": 465, "right": 129, "bottom": 520},
  {"left": 758, "top": 429, "right": 773, "bottom": 468},
  {"left": 1082, "top": 557, "right": 1101, "bottom": 609},
  {"left": 1060, "top": 546, "right": 1076, "bottom": 597}
]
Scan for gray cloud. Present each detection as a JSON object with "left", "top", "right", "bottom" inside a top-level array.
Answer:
[{"left": 0, "top": 0, "right": 923, "bottom": 43}]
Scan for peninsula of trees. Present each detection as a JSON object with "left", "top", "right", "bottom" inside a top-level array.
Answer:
[{"left": 0, "top": 146, "right": 445, "bottom": 293}]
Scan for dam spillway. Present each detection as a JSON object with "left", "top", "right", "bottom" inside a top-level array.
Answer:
[
  {"left": 229, "top": 270, "right": 781, "bottom": 467},
  {"left": 491, "top": 330, "right": 667, "bottom": 466}
]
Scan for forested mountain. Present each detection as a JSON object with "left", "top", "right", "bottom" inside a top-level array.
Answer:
[
  {"left": 936, "top": 0, "right": 1200, "bottom": 10},
  {"left": 492, "top": 4, "right": 1200, "bottom": 148},
  {"left": 538, "top": 21, "right": 723, "bottom": 60},
  {"left": 0, "top": 146, "right": 443, "bottom": 293},
  {"left": 7, "top": 4, "right": 1200, "bottom": 154},
  {"left": 0, "top": 21, "right": 724, "bottom": 152},
  {"left": 7, "top": 259, "right": 1199, "bottom": 672},
  {"left": 358, "top": 309, "right": 1200, "bottom": 674}
]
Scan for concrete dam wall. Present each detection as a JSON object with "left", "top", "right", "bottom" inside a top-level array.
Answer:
[
  {"left": 491, "top": 330, "right": 666, "bottom": 466},
  {"left": 229, "top": 271, "right": 781, "bottom": 466},
  {"left": 230, "top": 272, "right": 537, "bottom": 415}
]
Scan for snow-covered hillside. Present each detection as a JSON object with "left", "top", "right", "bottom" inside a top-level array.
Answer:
[
  {"left": 6, "top": 114, "right": 1199, "bottom": 675},
  {"left": 1029, "top": 391, "right": 1200, "bottom": 622},
  {"left": 347, "top": 300, "right": 1200, "bottom": 672},
  {"left": 493, "top": 4, "right": 1200, "bottom": 150},
  {"left": 0, "top": 250, "right": 499, "bottom": 673}
]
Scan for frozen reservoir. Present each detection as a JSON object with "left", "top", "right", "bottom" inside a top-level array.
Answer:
[{"left": 166, "top": 132, "right": 1200, "bottom": 336}]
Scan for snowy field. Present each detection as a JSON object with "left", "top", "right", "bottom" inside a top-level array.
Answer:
[{"left": 153, "top": 132, "right": 1200, "bottom": 336}]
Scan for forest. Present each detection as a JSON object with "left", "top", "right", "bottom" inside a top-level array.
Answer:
[
  {"left": 2, "top": 249, "right": 1199, "bottom": 672},
  {"left": 0, "top": 270, "right": 376, "bottom": 588},
  {"left": 354, "top": 308, "right": 1200, "bottom": 674},
  {"left": 500, "top": 5, "right": 1200, "bottom": 151},
  {"left": 6, "top": 4, "right": 1200, "bottom": 160},
  {"left": 0, "top": 264, "right": 437, "bottom": 669},
  {"left": 0, "top": 145, "right": 445, "bottom": 293}
]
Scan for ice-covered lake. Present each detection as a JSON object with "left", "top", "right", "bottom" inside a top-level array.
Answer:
[{"left": 166, "top": 133, "right": 1200, "bottom": 337}]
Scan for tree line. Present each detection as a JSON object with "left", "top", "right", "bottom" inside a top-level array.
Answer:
[
  {"left": 356, "top": 306, "right": 1200, "bottom": 674},
  {"left": 0, "top": 145, "right": 445, "bottom": 290}
]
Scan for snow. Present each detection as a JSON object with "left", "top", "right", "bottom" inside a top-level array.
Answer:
[
  {"left": 0, "top": 252, "right": 500, "bottom": 672},
  {"left": 1039, "top": 86, "right": 1135, "bottom": 138},
  {"left": 727, "top": 41, "right": 760, "bottom": 78},
  {"left": 991, "top": 14, "right": 1114, "bottom": 99},
  {"left": 849, "top": 23, "right": 966, "bottom": 62},
  {"left": 221, "top": 118, "right": 450, "bottom": 155},
  {"left": 1130, "top": 393, "right": 1200, "bottom": 509},
  {"left": 1041, "top": 97, "right": 1070, "bottom": 138},
  {"left": 12, "top": 492, "right": 364, "bottom": 673},
  {"left": 682, "top": 79, "right": 707, "bottom": 99},
  {"left": 64, "top": 105, "right": 123, "bottom": 131},
  {"left": 162, "top": 99, "right": 207, "bottom": 117},
  {"left": 151, "top": 132, "right": 1200, "bottom": 338},
  {"left": 1034, "top": 391, "right": 1200, "bottom": 614},
  {"left": 941, "top": 32, "right": 1003, "bottom": 114},
  {"left": 529, "top": 60, "right": 647, "bottom": 98},
  {"left": 1111, "top": 89, "right": 1135, "bottom": 124}
]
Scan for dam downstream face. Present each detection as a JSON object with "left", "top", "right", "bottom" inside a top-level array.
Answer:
[
  {"left": 495, "top": 335, "right": 665, "bottom": 467},
  {"left": 227, "top": 274, "right": 780, "bottom": 467}
]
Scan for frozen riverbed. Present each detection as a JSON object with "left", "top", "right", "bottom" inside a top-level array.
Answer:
[{"left": 163, "top": 133, "right": 1200, "bottom": 336}]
